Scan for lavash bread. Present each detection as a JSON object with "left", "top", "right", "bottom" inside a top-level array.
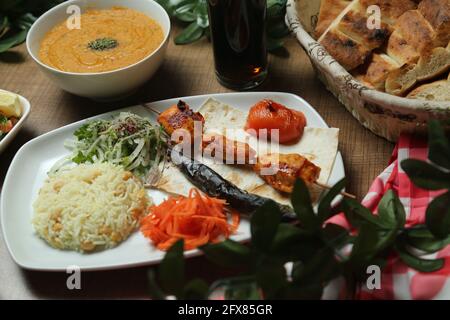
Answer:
[{"left": 407, "top": 74, "right": 450, "bottom": 101}]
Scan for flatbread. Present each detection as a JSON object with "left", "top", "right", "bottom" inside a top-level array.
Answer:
[{"left": 156, "top": 98, "right": 340, "bottom": 206}]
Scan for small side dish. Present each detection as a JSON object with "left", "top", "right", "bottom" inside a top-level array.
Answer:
[
  {"left": 26, "top": 0, "right": 171, "bottom": 99},
  {"left": 39, "top": 7, "right": 164, "bottom": 73},
  {"left": 0, "top": 90, "right": 22, "bottom": 142},
  {"left": 33, "top": 163, "right": 149, "bottom": 252}
]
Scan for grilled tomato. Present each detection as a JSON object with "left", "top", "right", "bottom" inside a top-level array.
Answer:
[{"left": 245, "top": 99, "right": 306, "bottom": 144}]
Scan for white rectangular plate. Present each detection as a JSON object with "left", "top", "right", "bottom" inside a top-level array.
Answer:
[{"left": 1, "top": 92, "right": 345, "bottom": 271}]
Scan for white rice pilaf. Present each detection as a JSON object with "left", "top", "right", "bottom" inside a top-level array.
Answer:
[{"left": 32, "top": 163, "right": 150, "bottom": 252}]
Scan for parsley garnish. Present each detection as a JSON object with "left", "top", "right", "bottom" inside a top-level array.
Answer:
[{"left": 87, "top": 38, "right": 118, "bottom": 51}]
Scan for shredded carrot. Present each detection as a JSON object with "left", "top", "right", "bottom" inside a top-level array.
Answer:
[{"left": 140, "top": 188, "right": 240, "bottom": 251}]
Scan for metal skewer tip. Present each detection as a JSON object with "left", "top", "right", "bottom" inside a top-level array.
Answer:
[{"left": 142, "top": 103, "right": 161, "bottom": 115}]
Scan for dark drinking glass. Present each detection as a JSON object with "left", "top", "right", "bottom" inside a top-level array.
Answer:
[{"left": 207, "top": 0, "right": 268, "bottom": 90}]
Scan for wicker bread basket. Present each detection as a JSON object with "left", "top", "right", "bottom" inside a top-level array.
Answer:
[{"left": 285, "top": 0, "right": 450, "bottom": 142}]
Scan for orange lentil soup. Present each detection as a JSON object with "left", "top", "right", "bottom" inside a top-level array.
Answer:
[{"left": 39, "top": 7, "right": 164, "bottom": 73}]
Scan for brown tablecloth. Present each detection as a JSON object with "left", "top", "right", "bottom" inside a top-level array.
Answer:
[{"left": 0, "top": 31, "right": 393, "bottom": 299}]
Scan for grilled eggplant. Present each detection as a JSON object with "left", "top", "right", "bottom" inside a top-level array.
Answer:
[{"left": 170, "top": 149, "right": 295, "bottom": 221}]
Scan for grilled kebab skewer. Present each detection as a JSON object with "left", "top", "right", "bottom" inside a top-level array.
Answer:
[{"left": 144, "top": 101, "right": 355, "bottom": 199}]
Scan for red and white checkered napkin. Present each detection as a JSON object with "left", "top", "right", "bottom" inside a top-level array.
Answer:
[{"left": 330, "top": 134, "right": 450, "bottom": 300}]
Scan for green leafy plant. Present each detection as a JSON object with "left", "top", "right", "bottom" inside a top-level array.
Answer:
[
  {"left": 148, "top": 120, "right": 450, "bottom": 300},
  {"left": 0, "top": 0, "right": 65, "bottom": 53},
  {"left": 402, "top": 120, "right": 450, "bottom": 240},
  {"left": 156, "top": 0, "right": 289, "bottom": 52}
]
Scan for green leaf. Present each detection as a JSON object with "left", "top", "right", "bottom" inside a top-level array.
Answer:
[
  {"left": 201, "top": 239, "right": 251, "bottom": 268},
  {"left": 210, "top": 276, "right": 261, "bottom": 300},
  {"left": 251, "top": 200, "right": 282, "bottom": 251},
  {"left": 318, "top": 178, "right": 346, "bottom": 223},
  {"left": 428, "top": 119, "right": 450, "bottom": 170},
  {"left": 156, "top": 0, "right": 187, "bottom": 15},
  {"left": 401, "top": 159, "right": 450, "bottom": 190},
  {"left": 266, "top": 18, "right": 290, "bottom": 38},
  {"left": 348, "top": 224, "right": 378, "bottom": 262},
  {"left": 270, "top": 224, "right": 308, "bottom": 251},
  {"left": 349, "top": 223, "right": 396, "bottom": 266},
  {"left": 377, "top": 190, "right": 406, "bottom": 229},
  {"left": 291, "top": 179, "right": 318, "bottom": 231},
  {"left": 426, "top": 192, "right": 450, "bottom": 239},
  {"left": 266, "top": 36, "right": 284, "bottom": 52},
  {"left": 174, "top": 21, "right": 205, "bottom": 45},
  {"left": 147, "top": 269, "right": 166, "bottom": 300},
  {"left": 158, "top": 239, "right": 185, "bottom": 297},
  {"left": 406, "top": 228, "right": 450, "bottom": 253},
  {"left": 292, "top": 248, "right": 339, "bottom": 285},
  {"left": 183, "top": 279, "right": 209, "bottom": 299},
  {"left": 173, "top": 3, "right": 197, "bottom": 22},
  {"left": 0, "top": 29, "right": 27, "bottom": 53},
  {"left": 72, "top": 151, "right": 86, "bottom": 164},
  {"left": 322, "top": 223, "right": 352, "bottom": 249},
  {"left": 267, "top": 0, "right": 288, "bottom": 6},
  {"left": 342, "top": 198, "right": 388, "bottom": 229},
  {"left": 405, "top": 226, "right": 434, "bottom": 238},
  {"left": 269, "top": 224, "right": 322, "bottom": 261},
  {"left": 256, "top": 262, "right": 287, "bottom": 299},
  {"left": 396, "top": 243, "right": 444, "bottom": 272},
  {"left": 194, "top": 0, "right": 209, "bottom": 28},
  {"left": 267, "top": 0, "right": 287, "bottom": 18},
  {"left": 13, "top": 13, "right": 36, "bottom": 30},
  {"left": 0, "top": 114, "right": 7, "bottom": 124},
  {"left": 0, "top": 15, "right": 10, "bottom": 38},
  {"left": 159, "top": 0, "right": 288, "bottom": 52}
]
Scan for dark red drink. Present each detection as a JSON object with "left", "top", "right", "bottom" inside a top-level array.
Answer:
[{"left": 207, "top": 0, "right": 268, "bottom": 90}]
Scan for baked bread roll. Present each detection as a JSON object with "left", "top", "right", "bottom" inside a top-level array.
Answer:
[
  {"left": 315, "top": 0, "right": 352, "bottom": 38},
  {"left": 407, "top": 73, "right": 450, "bottom": 101},
  {"left": 359, "top": 0, "right": 418, "bottom": 25},
  {"left": 355, "top": 1, "right": 450, "bottom": 96},
  {"left": 387, "top": 10, "right": 436, "bottom": 65},
  {"left": 318, "top": 0, "right": 416, "bottom": 70},
  {"left": 314, "top": 0, "right": 449, "bottom": 101},
  {"left": 319, "top": 30, "right": 373, "bottom": 70},
  {"left": 387, "top": 30, "right": 424, "bottom": 66},
  {"left": 418, "top": 0, "right": 450, "bottom": 47},
  {"left": 385, "top": 44, "right": 450, "bottom": 95},
  {"left": 353, "top": 53, "right": 400, "bottom": 90}
]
